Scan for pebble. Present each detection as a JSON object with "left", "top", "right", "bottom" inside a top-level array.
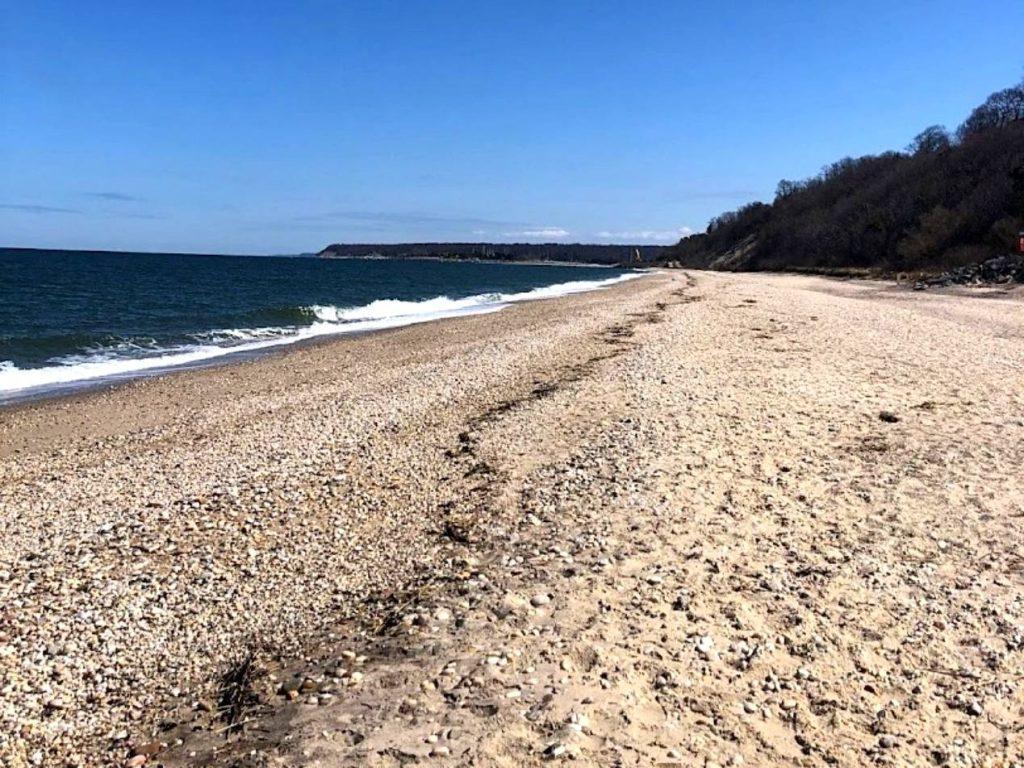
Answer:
[
  {"left": 567, "top": 711, "right": 589, "bottom": 732},
  {"left": 544, "top": 742, "right": 567, "bottom": 758},
  {"left": 433, "top": 608, "right": 452, "bottom": 623},
  {"left": 696, "top": 635, "right": 715, "bottom": 658}
]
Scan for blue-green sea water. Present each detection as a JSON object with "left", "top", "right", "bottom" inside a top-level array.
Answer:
[{"left": 0, "top": 248, "right": 636, "bottom": 400}]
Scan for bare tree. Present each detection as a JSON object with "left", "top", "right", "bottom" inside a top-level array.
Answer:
[
  {"left": 907, "top": 125, "right": 950, "bottom": 154},
  {"left": 958, "top": 79, "right": 1024, "bottom": 139}
]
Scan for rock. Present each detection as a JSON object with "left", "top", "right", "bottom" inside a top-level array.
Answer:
[
  {"left": 879, "top": 411, "right": 900, "bottom": 423},
  {"left": 879, "top": 734, "right": 897, "bottom": 749},
  {"left": 922, "top": 254, "right": 1024, "bottom": 288},
  {"left": 544, "top": 742, "right": 567, "bottom": 759},
  {"left": 433, "top": 608, "right": 452, "bottom": 623},
  {"left": 567, "top": 711, "right": 589, "bottom": 732},
  {"left": 966, "top": 700, "right": 983, "bottom": 716},
  {"left": 531, "top": 593, "right": 551, "bottom": 607},
  {"left": 696, "top": 635, "right": 715, "bottom": 658}
]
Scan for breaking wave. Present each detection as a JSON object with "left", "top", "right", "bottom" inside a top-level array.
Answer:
[{"left": 0, "top": 273, "right": 641, "bottom": 398}]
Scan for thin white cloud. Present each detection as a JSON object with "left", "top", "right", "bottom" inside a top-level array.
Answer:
[
  {"left": 88, "top": 191, "right": 142, "bottom": 202},
  {"left": 595, "top": 227, "right": 693, "bottom": 242},
  {"left": 1, "top": 203, "right": 82, "bottom": 214},
  {"left": 503, "top": 227, "right": 570, "bottom": 239}
]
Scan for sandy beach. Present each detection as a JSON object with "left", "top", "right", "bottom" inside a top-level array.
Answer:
[{"left": 1, "top": 271, "right": 1022, "bottom": 767}]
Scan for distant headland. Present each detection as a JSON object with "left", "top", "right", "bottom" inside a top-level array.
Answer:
[{"left": 317, "top": 242, "right": 669, "bottom": 266}]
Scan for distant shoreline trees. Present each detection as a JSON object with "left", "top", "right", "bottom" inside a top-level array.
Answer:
[{"left": 317, "top": 242, "right": 669, "bottom": 265}]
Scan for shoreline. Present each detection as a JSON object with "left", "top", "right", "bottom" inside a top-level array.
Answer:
[
  {"left": 2, "top": 271, "right": 1022, "bottom": 767},
  {"left": 0, "top": 271, "right": 647, "bottom": 410}
]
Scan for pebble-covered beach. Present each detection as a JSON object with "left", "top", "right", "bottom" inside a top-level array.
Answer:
[{"left": 2, "top": 271, "right": 1022, "bottom": 767}]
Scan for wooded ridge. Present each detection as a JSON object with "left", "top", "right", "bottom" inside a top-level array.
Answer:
[{"left": 669, "top": 78, "right": 1024, "bottom": 274}]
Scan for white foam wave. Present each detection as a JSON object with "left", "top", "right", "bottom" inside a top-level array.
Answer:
[
  {"left": 191, "top": 326, "right": 296, "bottom": 342},
  {"left": 309, "top": 272, "right": 641, "bottom": 324},
  {"left": 311, "top": 294, "right": 498, "bottom": 322},
  {"left": 0, "top": 272, "right": 641, "bottom": 397}
]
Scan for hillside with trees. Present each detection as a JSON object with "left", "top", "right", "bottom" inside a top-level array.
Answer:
[{"left": 670, "top": 78, "right": 1024, "bottom": 274}]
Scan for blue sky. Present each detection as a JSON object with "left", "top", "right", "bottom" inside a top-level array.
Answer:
[{"left": 2, "top": 1, "right": 1022, "bottom": 254}]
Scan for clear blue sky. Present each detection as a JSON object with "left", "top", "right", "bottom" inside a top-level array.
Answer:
[{"left": 2, "top": 1, "right": 1022, "bottom": 254}]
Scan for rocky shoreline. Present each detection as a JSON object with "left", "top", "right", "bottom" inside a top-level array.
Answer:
[
  {"left": 913, "top": 254, "right": 1024, "bottom": 290},
  {"left": 2, "top": 272, "right": 1022, "bottom": 767}
]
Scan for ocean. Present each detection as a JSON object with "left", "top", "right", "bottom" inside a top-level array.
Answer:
[{"left": 0, "top": 248, "right": 637, "bottom": 402}]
